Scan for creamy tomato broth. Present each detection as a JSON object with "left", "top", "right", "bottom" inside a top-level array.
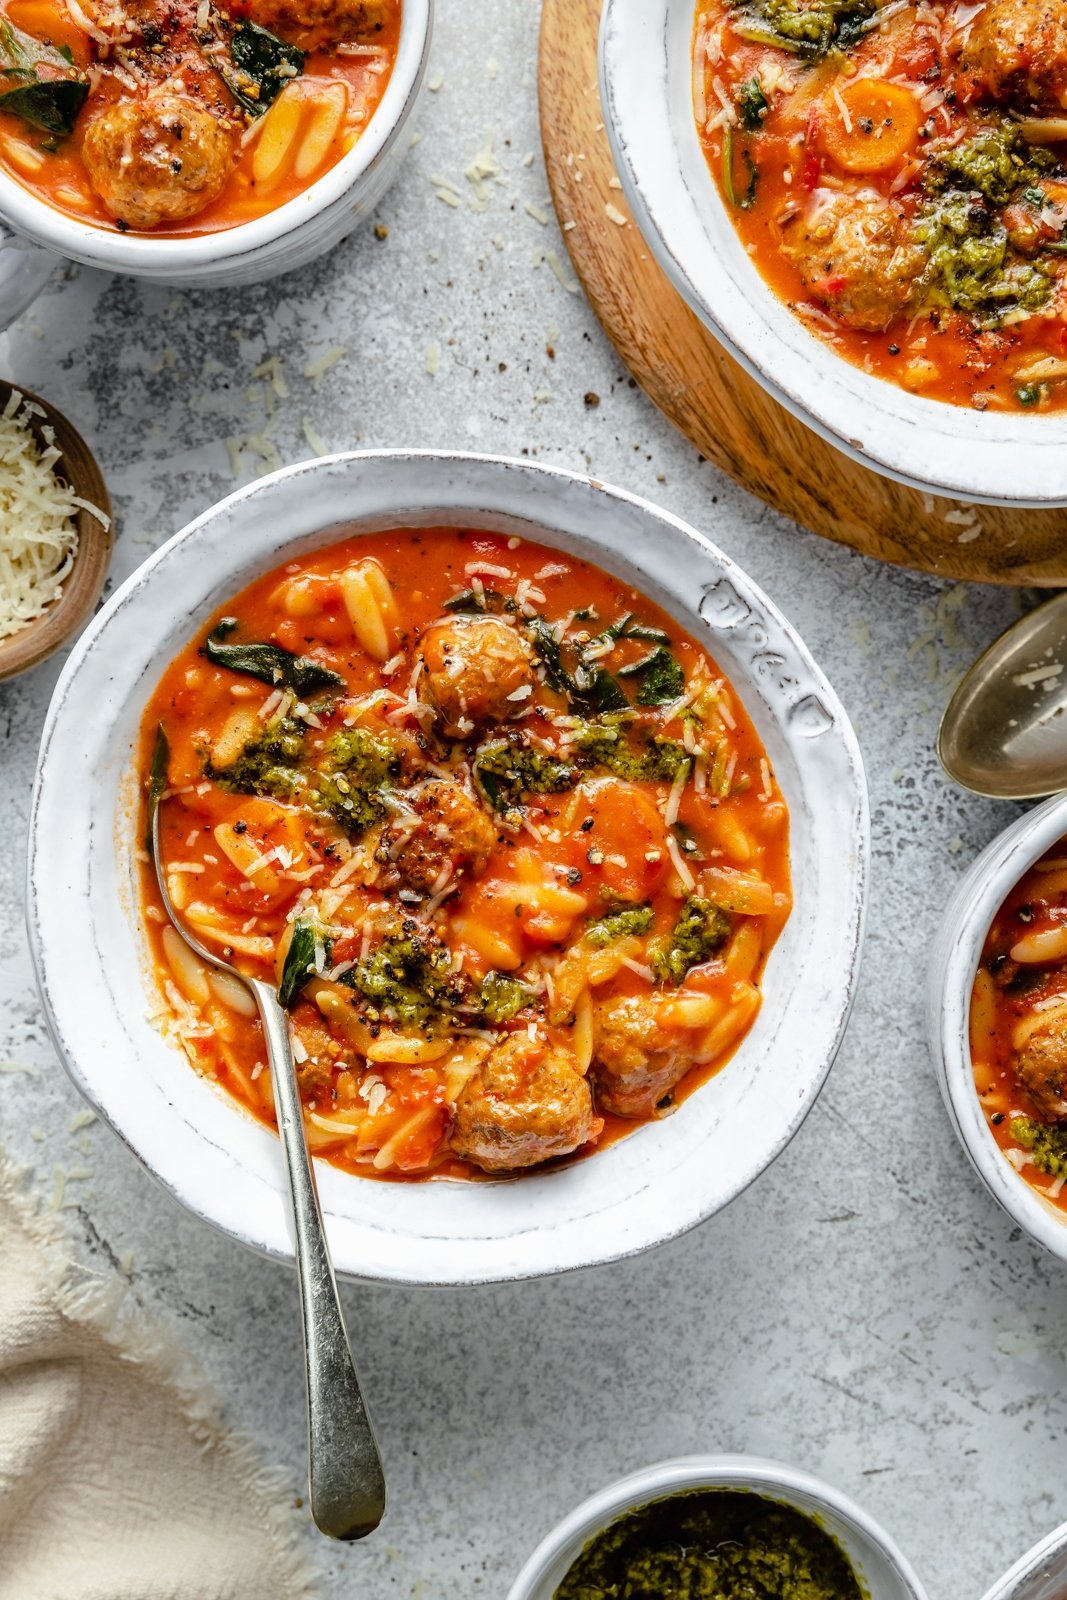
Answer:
[
  {"left": 972, "top": 842, "right": 1067, "bottom": 1213},
  {"left": 0, "top": 0, "right": 399, "bottom": 232},
  {"left": 694, "top": 0, "right": 1067, "bottom": 410},
  {"left": 138, "top": 528, "right": 792, "bottom": 1182}
]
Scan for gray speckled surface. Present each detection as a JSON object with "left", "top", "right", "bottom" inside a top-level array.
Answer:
[{"left": 0, "top": 5, "right": 1058, "bottom": 1597}]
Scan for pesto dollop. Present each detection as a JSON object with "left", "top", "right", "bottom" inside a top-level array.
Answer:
[{"left": 554, "top": 1489, "right": 864, "bottom": 1600}]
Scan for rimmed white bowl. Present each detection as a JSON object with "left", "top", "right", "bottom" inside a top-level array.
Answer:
[
  {"left": 929, "top": 791, "right": 1067, "bottom": 1262},
  {"left": 0, "top": 0, "right": 431, "bottom": 288},
  {"left": 599, "top": 0, "right": 1067, "bottom": 506},
  {"left": 982, "top": 1520, "right": 1067, "bottom": 1600},
  {"left": 507, "top": 1455, "right": 929, "bottom": 1600},
  {"left": 27, "top": 450, "right": 868, "bottom": 1286}
]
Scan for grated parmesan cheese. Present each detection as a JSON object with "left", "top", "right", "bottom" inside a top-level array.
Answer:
[{"left": 0, "top": 390, "right": 108, "bottom": 641}]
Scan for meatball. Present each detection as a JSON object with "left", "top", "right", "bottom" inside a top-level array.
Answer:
[
  {"left": 1015, "top": 1020, "right": 1067, "bottom": 1121},
  {"left": 246, "top": 0, "right": 392, "bottom": 47},
  {"left": 959, "top": 0, "right": 1067, "bottom": 110},
  {"left": 419, "top": 614, "right": 535, "bottom": 738},
  {"left": 780, "top": 191, "right": 923, "bottom": 332},
  {"left": 82, "top": 95, "right": 233, "bottom": 230},
  {"left": 591, "top": 994, "right": 690, "bottom": 1119},
  {"left": 384, "top": 779, "right": 496, "bottom": 893},
  {"left": 450, "top": 1033, "right": 599, "bottom": 1172}
]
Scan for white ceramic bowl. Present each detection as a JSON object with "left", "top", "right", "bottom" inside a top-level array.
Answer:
[
  {"left": 982, "top": 1521, "right": 1067, "bottom": 1600},
  {"left": 599, "top": 0, "right": 1067, "bottom": 506},
  {"left": 27, "top": 450, "right": 867, "bottom": 1286},
  {"left": 0, "top": 0, "right": 431, "bottom": 288},
  {"left": 929, "top": 791, "right": 1067, "bottom": 1262},
  {"left": 507, "top": 1455, "right": 929, "bottom": 1600}
]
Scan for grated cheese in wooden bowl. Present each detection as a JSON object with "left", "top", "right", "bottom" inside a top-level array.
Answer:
[{"left": 0, "top": 388, "right": 109, "bottom": 642}]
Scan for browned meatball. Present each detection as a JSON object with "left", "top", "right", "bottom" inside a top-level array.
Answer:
[
  {"left": 959, "top": 0, "right": 1067, "bottom": 110},
  {"left": 83, "top": 95, "right": 232, "bottom": 230},
  {"left": 450, "top": 1034, "right": 599, "bottom": 1172},
  {"left": 1015, "top": 1020, "right": 1067, "bottom": 1121},
  {"left": 419, "top": 615, "right": 535, "bottom": 738},
  {"left": 384, "top": 779, "right": 496, "bottom": 892},
  {"left": 246, "top": 0, "right": 391, "bottom": 47},
  {"left": 780, "top": 191, "right": 923, "bottom": 332},
  {"left": 591, "top": 994, "right": 690, "bottom": 1119}
]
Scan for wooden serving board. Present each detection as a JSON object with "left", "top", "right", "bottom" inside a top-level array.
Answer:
[{"left": 539, "top": 0, "right": 1067, "bottom": 586}]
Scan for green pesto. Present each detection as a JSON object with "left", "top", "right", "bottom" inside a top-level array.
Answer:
[
  {"left": 474, "top": 739, "right": 581, "bottom": 811},
  {"left": 1010, "top": 1116, "right": 1067, "bottom": 1179},
  {"left": 586, "top": 904, "right": 655, "bottom": 948},
  {"left": 325, "top": 727, "right": 401, "bottom": 788},
  {"left": 205, "top": 713, "right": 306, "bottom": 801},
  {"left": 574, "top": 722, "right": 691, "bottom": 783},
  {"left": 652, "top": 897, "right": 731, "bottom": 985},
  {"left": 914, "top": 192, "right": 1051, "bottom": 320},
  {"left": 479, "top": 970, "right": 533, "bottom": 1023},
  {"left": 925, "top": 125, "right": 1059, "bottom": 207},
  {"left": 554, "top": 1489, "right": 863, "bottom": 1600},
  {"left": 341, "top": 931, "right": 461, "bottom": 1031},
  {"left": 311, "top": 726, "right": 402, "bottom": 837},
  {"left": 736, "top": 76, "right": 769, "bottom": 132},
  {"left": 734, "top": 0, "right": 875, "bottom": 57}
]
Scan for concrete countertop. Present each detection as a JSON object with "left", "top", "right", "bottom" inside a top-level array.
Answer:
[{"left": 0, "top": 5, "right": 1057, "bottom": 1596}]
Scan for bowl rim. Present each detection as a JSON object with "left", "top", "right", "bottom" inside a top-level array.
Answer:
[
  {"left": 598, "top": 0, "right": 1067, "bottom": 507},
  {"left": 27, "top": 448, "right": 868, "bottom": 1285},
  {"left": 505, "top": 1453, "right": 930, "bottom": 1600},
  {"left": 929, "top": 790, "right": 1067, "bottom": 1262},
  {"left": 0, "top": 0, "right": 432, "bottom": 272},
  {"left": 980, "top": 1519, "right": 1067, "bottom": 1600},
  {"left": 0, "top": 381, "right": 113, "bottom": 683}
]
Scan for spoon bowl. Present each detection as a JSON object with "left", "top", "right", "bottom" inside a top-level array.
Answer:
[{"left": 938, "top": 593, "right": 1067, "bottom": 800}]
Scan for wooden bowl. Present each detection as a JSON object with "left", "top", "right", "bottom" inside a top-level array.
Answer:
[{"left": 0, "top": 381, "right": 113, "bottom": 684}]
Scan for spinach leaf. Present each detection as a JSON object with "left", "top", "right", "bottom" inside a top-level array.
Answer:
[
  {"left": 569, "top": 660, "right": 629, "bottom": 715},
  {"left": 204, "top": 624, "right": 344, "bottom": 694},
  {"left": 594, "top": 611, "right": 669, "bottom": 647},
  {"left": 0, "top": 21, "right": 87, "bottom": 134},
  {"left": 442, "top": 586, "right": 509, "bottom": 614},
  {"left": 218, "top": 20, "right": 304, "bottom": 116},
  {"left": 278, "top": 918, "right": 325, "bottom": 1008},
  {"left": 622, "top": 646, "right": 686, "bottom": 706},
  {"left": 524, "top": 615, "right": 573, "bottom": 697},
  {"left": 146, "top": 723, "right": 170, "bottom": 849}
]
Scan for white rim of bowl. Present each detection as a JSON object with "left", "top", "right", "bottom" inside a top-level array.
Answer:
[
  {"left": 0, "top": 0, "right": 431, "bottom": 272},
  {"left": 933, "top": 791, "right": 1067, "bottom": 1260},
  {"left": 27, "top": 449, "right": 868, "bottom": 1285},
  {"left": 598, "top": 0, "right": 1067, "bottom": 506},
  {"left": 980, "top": 1519, "right": 1067, "bottom": 1600},
  {"left": 506, "top": 1454, "right": 929, "bottom": 1600}
]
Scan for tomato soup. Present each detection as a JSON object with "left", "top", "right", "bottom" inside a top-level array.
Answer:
[
  {"left": 972, "top": 843, "right": 1067, "bottom": 1213},
  {"left": 138, "top": 528, "right": 792, "bottom": 1182},
  {"left": 0, "top": 0, "right": 399, "bottom": 233},
  {"left": 694, "top": 0, "right": 1067, "bottom": 411}
]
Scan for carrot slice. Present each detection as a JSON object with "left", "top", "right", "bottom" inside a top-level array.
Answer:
[{"left": 820, "top": 79, "right": 921, "bottom": 174}]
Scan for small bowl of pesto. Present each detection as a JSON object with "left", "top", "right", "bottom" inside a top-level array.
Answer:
[
  {"left": 982, "top": 1519, "right": 1067, "bottom": 1600},
  {"left": 507, "top": 1456, "right": 928, "bottom": 1600}
]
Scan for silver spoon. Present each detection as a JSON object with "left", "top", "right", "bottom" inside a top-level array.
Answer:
[
  {"left": 938, "top": 592, "right": 1067, "bottom": 800},
  {"left": 148, "top": 733, "right": 386, "bottom": 1540}
]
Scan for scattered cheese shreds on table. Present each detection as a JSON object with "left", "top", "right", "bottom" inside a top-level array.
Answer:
[
  {"left": 0, "top": 390, "right": 108, "bottom": 641},
  {"left": 304, "top": 346, "right": 348, "bottom": 382}
]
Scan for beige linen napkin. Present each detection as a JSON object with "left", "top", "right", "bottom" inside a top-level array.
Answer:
[{"left": 0, "top": 1161, "right": 318, "bottom": 1600}]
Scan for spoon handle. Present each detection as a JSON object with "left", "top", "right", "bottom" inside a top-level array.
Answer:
[{"left": 251, "top": 979, "right": 387, "bottom": 1541}]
